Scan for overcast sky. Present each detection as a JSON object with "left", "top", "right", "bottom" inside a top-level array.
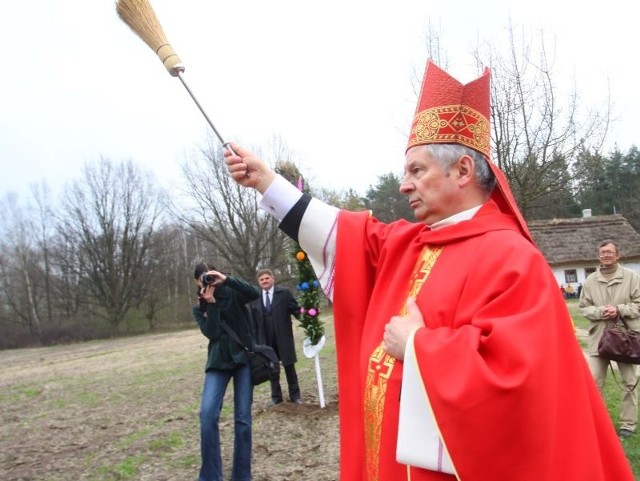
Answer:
[{"left": 1, "top": 0, "right": 637, "bottom": 201}]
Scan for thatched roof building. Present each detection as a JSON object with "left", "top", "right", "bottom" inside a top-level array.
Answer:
[
  {"left": 529, "top": 213, "right": 640, "bottom": 264},
  {"left": 528, "top": 211, "right": 640, "bottom": 286}
]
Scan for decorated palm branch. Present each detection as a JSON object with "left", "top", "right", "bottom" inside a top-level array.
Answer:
[{"left": 276, "top": 162, "right": 327, "bottom": 408}]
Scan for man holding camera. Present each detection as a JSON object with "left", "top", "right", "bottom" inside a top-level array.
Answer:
[{"left": 192, "top": 263, "right": 260, "bottom": 481}]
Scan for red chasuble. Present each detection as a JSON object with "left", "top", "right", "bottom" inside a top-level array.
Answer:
[{"left": 332, "top": 200, "right": 633, "bottom": 481}]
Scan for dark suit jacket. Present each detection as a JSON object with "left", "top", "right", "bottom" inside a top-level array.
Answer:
[{"left": 249, "top": 285, "right": 300, "bottom": 365}]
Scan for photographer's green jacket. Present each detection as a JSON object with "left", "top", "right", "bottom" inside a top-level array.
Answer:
[{"left": 192, "top": 276, "right": 260, "bottom": 371}]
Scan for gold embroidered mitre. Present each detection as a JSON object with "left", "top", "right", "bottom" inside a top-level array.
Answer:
[
  {"left": 406, "top": 60, "right": 490, "bottom": 158},
  {"left": 405, "top": 60, "right": 534, "bottom": 242}
]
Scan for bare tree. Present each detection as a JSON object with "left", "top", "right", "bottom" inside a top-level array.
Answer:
[
  {"left": 176, "top": 140, "right": 291, "bottom": 282},
  {"left": 49, "top": 234, "right": 82, "bottom": 325},
  {"left": 57, "top": 158, "right": 165, "bottom": 334},
  {"left": 31, "top": 183, "right": 56, "bottom": 325},
  {"left": 421, "top": 22, "right": 611, "bottom": 220},
  {"left": 476, "top": 23, "right": 611, "bottom": 218},
  {"left": 137, "top": 224, "right": 196, "bottom": 330},
  {"left": 0, "top": 193, "right": 46, "bottom": 342}
]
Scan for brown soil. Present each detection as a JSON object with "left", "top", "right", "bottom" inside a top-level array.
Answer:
[{"left": 0, "top": 324, "right": 339, "bottom": 481}]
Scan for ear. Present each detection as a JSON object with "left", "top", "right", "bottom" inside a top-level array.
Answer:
[{"left": 455, "top": 155, "right": 474, "bottom": 187}]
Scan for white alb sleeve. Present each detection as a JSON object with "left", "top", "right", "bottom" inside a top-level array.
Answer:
[
  {"left": 298, "top": 199, "right": 339, "bottom": 301},
  {"left": 258, "top": 175, "right": 304, "bottom": 221},
  {"left": 258, "top": 175, "right": 339, "bottom": 301}
]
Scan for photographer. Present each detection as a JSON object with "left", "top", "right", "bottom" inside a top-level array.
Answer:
[{"left": 192, "top": 262, "right": 260, "bottom": 481}]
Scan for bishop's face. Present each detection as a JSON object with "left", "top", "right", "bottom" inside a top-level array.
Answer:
[{"left": 399, "top": 145, "right": 464, "bottom": 225}]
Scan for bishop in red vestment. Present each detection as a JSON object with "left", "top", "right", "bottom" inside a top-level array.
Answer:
[{"left": 224, "top": 60, "right": 634, "bottom": 481}]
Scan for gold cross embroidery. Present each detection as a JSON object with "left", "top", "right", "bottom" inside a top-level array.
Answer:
[{"left": 363, "top": 245, "right": 443, "bottom": 481}]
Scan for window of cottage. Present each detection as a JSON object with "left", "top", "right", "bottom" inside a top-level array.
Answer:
[{"left": 564, "top": 269, "right": 578, "bottom": 283}]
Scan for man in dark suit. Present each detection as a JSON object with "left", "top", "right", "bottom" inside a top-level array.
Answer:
[{"left": 249, "top": 268, "right": 302, "bottom": 405}]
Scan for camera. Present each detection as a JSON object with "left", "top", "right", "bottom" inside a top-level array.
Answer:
[{"left": 200, "top": 273, "right": 218, "bottom": 286}]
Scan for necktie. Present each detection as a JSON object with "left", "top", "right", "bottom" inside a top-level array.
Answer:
[{"left": 265, "top": 291, "right": 271, "bottom": 313}]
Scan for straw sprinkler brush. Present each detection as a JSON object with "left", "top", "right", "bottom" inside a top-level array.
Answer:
[{"left": 115, "top": 0, "right": 234, "bottom": 154}]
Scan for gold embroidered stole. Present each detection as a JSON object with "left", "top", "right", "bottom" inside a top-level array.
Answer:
[{"left": 363, "top": 245, "right": 443, "bottom": 481}]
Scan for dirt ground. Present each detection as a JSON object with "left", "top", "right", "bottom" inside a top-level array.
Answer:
[{"left": 0, "top": 321, "right": 340, "bottom": 481}]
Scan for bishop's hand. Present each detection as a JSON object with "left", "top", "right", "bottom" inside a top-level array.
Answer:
[
  {"left": 224, "top": 142, "right": 276, "bottom": 194},
  {"left": 382, "top": 298, "right": 425, "bottom": 360}
]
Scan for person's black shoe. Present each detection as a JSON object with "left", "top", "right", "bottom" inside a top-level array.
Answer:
[{"left": 619, "top": 428, "right": 634, "bottom": 440}]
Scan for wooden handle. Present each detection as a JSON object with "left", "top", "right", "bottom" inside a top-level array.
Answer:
[{"left": 156, "top": 44, "right": 184, "bottom": 77}]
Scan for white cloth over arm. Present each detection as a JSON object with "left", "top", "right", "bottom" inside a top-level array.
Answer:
[
  {"left": 397, "top": 329, "right": 455, "bottom": 474},
  {"left": 259, "top": 175, "right": 339, "bottom": 301}
]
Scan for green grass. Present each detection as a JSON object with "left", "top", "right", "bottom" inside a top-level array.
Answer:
[
  {"left": 567, "top": 299, "right": 640, "bottom": 477},
  {"left": 3, "top": 311, "right": 639, "bottom": 478},
  {"left": 0, "top": 383, "right": 41, "bottom": 403},
  {"left": 170, "top": 453, "right": 200, "bottom": 469},
  {"left": 94, "top": 455, "right": 144, "bottom": 480},
  {"left": 603, "top": 375, "right": 640, "bottom": 477},
  {"left": 115, "top": 427, "right": 152, "bottom": 450},
  {"left": 566, "top": 298, "right": 588, "bottom": 329},
  {"left": 149, "top": 431, "right": 184, "bottom": 451}
]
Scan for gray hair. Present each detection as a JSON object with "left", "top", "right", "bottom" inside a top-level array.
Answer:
[
  {"left": 424, "top": 144, "right": 496, "bottom": 195},
  {"left": 598, "top": 239, "right": 619, "bottom": 254},
  {"left": 256, "top": 268, "right": 275, "bottom": 279}
]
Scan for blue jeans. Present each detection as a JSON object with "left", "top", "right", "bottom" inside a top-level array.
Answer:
[{"left": 199, "top": 365, "right": 253, "bottom": 481}]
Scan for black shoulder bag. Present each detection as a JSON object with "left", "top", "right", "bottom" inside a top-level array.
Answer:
[{"left": 220, "top": 321, "right": 280, "bottom": 386}]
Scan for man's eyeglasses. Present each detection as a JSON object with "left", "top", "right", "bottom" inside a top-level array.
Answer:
[{"left": 598, "top": 251, "right": 617, "bottom": 258}]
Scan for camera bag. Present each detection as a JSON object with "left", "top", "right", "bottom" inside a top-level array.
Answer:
[{"left": 220, "top": 321, "right": 280, "bottom": 386}]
